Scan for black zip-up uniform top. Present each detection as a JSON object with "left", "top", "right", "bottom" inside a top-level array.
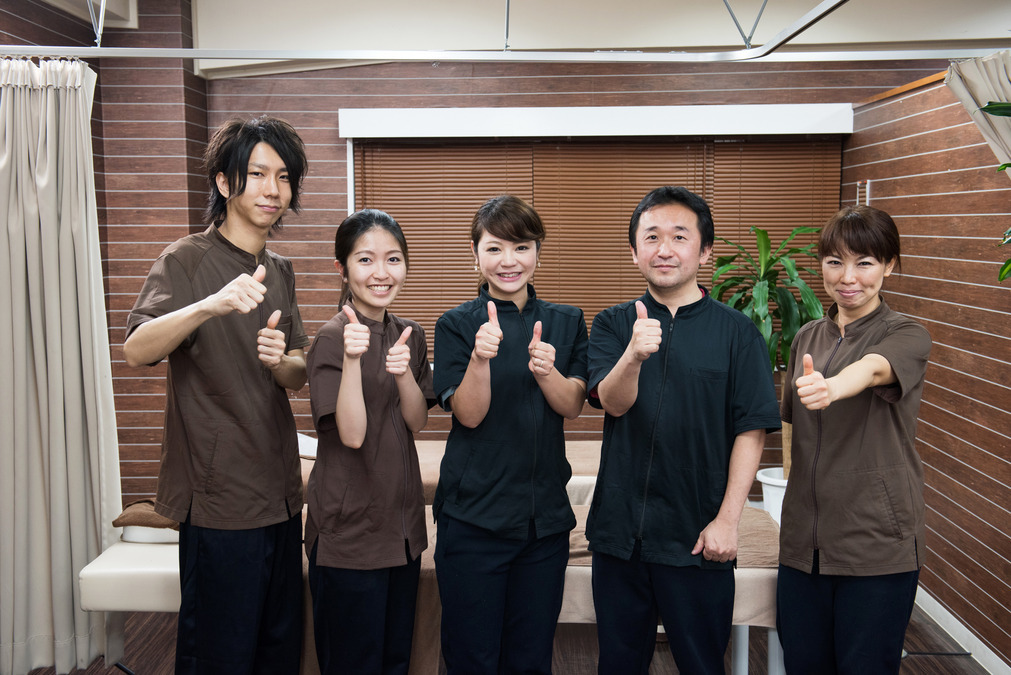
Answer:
[
  {"left": 434, "top": 285, "right": 588, "bottom": 540},
  {"left": 780, "top": 300, "right": 931, "bottom": 576},
  {"left": 586, "top": 289, "right": 781, "bottom": 568}
]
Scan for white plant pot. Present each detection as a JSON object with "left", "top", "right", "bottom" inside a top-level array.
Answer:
[{"left": 756, "top": 467, "right": 788, "bottom": 526}]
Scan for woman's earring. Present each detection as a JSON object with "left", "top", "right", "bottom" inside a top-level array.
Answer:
[
  {"left": 474, "top": 264, "right": 479, "bottom": 272},
  {"left": 537, "top": 260, "right": 542, "bottom": 268}
]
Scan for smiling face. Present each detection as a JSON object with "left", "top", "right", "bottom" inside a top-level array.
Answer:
[
  {"left": 473, "top": 232, "right": 538, "bottom": 307},
  {"left": 631, "top": 202, "right": 712, "bottom": 302},
  {"left": 337, "top": 227, "right": 408, "bottom": 322},
  {"left": 216, "top": 141, "right": 291, "bottom": 234},
  {"left": 822, "top": 249, "right": 895, "bottom": 323}
]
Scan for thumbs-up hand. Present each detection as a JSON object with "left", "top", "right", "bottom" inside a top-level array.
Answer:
[
  {"left": 630, "top": 300, "right": 662, "bottom": 361},
  {"left": 527, "top": 320, "right": 556, "bottom": 377},
  {"left": 386, "top": 326, "right": 413, "bottom": 376},
  {"left": 795, "top": 353, "right": 832, "bottom": 410},
  {"left": 473, "top": 301, "right": 503, "bottom": 361},
  {"left": 257, "top": 308, "right": 286, "bottom": 369},
  {"left": 206, "top": 264, "right": 267, "bottom": 317},
  {"left": 343, "top": 305, "right": 371, "bottom": 359}
]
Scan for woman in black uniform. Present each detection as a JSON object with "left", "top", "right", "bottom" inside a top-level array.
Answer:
[{"left": 433, "top": 195, "right": 589, "bottom": 674}]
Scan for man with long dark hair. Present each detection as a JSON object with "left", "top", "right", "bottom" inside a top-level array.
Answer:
[{"left": 124, "top": 115, "right": 309, "bottom": 674}]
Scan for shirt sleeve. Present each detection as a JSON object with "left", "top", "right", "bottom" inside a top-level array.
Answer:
[
  {"left": 434, "top": 311, "right": 474, "bottom": 411},
  {"left": 586, "top": 306, "right": 626, "bottom": 409},
  {"left": 410, "top": 323, "right": 437, "bottom": 409},
  {"left": 565, "top": 309, "right": 590, "bottom": 383},
  {"left": 307, "top": 323, "right": 344, "bottom": 432},
  {"left": 125, "top": 253, "right": 196, "bottom": 352},
  {"left": 282, "top": 258, "right": 310, "bottom": 351},
  {"left": 730, "top": 325, "right": 782, "bottom": 435},
  {"left": 865, "top": 319, "right": 931, "bottom": 404}
]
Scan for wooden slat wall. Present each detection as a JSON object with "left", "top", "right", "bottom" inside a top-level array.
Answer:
[
  {"left": 97, "top": 0, "right": 210, "bottom": 503},
  {"left": 844, "top": 80, "right": 1011, "bottom": 669}
]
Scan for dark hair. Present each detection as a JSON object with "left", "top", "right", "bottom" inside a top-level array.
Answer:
[
  {"left": 628, "top": 186, "right": 714, "bottom": 253},
  {"left": 471, "top": 195, "right": 546, "bottom": 248},
  {"left": 471, "top": 195, "right": 546, "bottom": 290},
  {"left": 334, "top": 209, "right": 409, "bottom": 307},
  {"left": 819, "top": 205, "right": 901, "bottom": 270},
  {"left": 203, "top": 115, "right": 308, "bottom": 231}
]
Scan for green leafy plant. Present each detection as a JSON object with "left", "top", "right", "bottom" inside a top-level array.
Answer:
[
  {"left": 979, "top": 101, "right": 1011, "bottom": 282},
  {"left": 712, "top": 226, "right": 825, "bottom": 372}
]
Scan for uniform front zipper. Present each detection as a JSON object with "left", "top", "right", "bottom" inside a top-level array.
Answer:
[
  {"left": 636, "top": 311, "right": 674, "bottom": 540},
  {"left": 519, "top": 310, "right": 540, "bottom": 522},
  {"left": 811, "top": 335, "right": 844, "bottom": 554},
  {"left": 388, "top": 329, "right": 411, "bottom": 543}
]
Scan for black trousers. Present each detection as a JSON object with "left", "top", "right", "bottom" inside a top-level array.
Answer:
[
  {"left": 175, "top": 513, "right": 303, "bottom": 675},
  {"left": 434, "top": 514, "right": 569, "bottom": 675},
  {"left": 591, "top": 543, "right": 735, "bottom": 675},
  {"left": 307, "top": 540, "right": 421, "bottom": 675},
  {"left": 776, "top": 559, "right": 920, "bottom": 674}
]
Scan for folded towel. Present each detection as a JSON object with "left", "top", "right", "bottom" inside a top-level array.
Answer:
[{"left": 112, "top": 499, "right": 179, "bottom": 531}]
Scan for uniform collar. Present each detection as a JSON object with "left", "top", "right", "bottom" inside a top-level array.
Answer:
[
  {"left": 344, "top": 300, "right": 393, "bottom": 335},
  {"left": 478, "top": 283, "right": 537, "bottom": 313},
  {"left": 207, "top": 223, "right": 267, "bottom": 268},
  {"left": 826, "top": 296, "right": 889, "bottom": 338},
  {"left": 640, "top": 285, "right": 709, "bottom": 319}
]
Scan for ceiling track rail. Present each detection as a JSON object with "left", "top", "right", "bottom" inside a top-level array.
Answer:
[{"left": 4, "top": 0, "right": 857, "bottom": 63}]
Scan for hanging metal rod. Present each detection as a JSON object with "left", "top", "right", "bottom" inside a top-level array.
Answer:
[
  {"left": 722, "top": 0, "right": 770, "bottom": 49},
  {"left": 86, "top": 0, "right": 108, "bottom": 47},
  {"left": 3, "top": 0, "right": 853, "bottom": 62}
]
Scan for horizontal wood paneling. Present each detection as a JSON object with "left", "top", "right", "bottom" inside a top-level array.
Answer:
[{"left": 847, "top": 80, "right": 1011, "bottom": 669}]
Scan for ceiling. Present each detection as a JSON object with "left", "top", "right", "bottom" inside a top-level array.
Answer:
[{"left": 37, "top": 0, "right": 1011, "bottom": 78}]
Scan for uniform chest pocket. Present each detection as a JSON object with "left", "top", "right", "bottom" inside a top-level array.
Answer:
[
  {"left": 272, "top": 314, "right": 294, "bottom": 348},
  {"left": 689, "top": 367, "right": 728, "bottom": 381}
]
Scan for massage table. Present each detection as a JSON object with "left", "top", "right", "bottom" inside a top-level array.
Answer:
[{"left": 80, "top": 437, "right": 783, "bottom": 674}]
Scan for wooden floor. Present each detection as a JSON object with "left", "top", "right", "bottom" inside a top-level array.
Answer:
[{"left": 30, "top": 606, "right": 989, "bottom": 674}]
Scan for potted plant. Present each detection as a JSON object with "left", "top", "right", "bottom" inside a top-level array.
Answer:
[
  {"left": 979, "top": 101, "right": 1011, "bottom": 282},
  {"left": 711, "top": 224, "right": 825, "bottom": 522}
]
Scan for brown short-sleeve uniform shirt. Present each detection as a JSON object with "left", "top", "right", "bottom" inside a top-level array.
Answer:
[
  {"left": 780, "top": 299, "right": 931, "bottom": 576},
  {"left": 126, "top": 225, "right": 309, "bottom": 529},
  {"left": 304, "top": 306, "right": 435, "bottom": 570}
]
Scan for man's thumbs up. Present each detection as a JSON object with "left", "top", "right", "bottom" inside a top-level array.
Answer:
[
  {"left": 630, "top": 300, "right": 661, "bottom": 361},
  {"left": 257, "top": 308, "right": 285, "bottom": 369},
  {"left": 803, "top": 353, "right": 815, "bottom": 377},
  {"left": 252, "top": 264, "right": 266, "bottom": 283}
]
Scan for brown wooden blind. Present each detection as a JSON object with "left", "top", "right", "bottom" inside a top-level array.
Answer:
[
  {"left": 354, "top": 137, "right": 841, "bottom": 347},
  {"left": 355, "top": 141, "right": 534, "bottom": 347},
  {"left": 531, "top": 140, "right": 713, "bottom": 329},
  {"left": 711, "top": 139, "right": 843, "bottom": 302}
]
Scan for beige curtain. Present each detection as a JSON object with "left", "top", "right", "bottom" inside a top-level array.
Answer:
[
  {"left": 945, "top": 50, "right": 1011, "bottom": 167},
  {"left": 0, "top": 58, "right": 122, "bottom": 675}
]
